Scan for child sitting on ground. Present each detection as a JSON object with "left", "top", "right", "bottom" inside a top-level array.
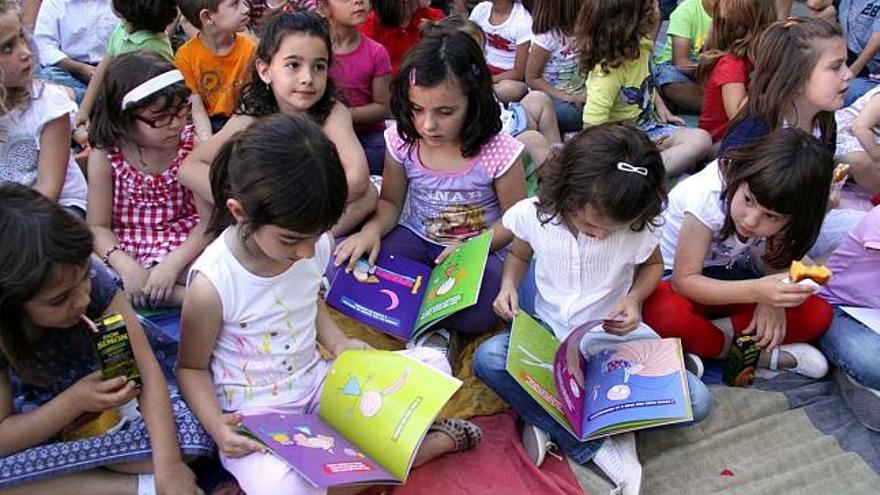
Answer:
[
  {"left": 0, "top": 1, "right": 88, "bottom": 217},
  {"left": 178, "top": 113, "right": 481, "bottom": 495},
  {"left": 469, "top": 0, "right": 533, "bottom": 103},
  {"left": 176, "top": 0, "right": 255, "bottom": 140},
  {"left": 33, "top": 0, "right": 117, "bottom": 103},
  {"left": 359, "top": 0, "right": 444, "bottom": 74},
  {"left": 835, "top": 84, "right": 880, "bottom": 193},
  {"left": 322, "top": 0, "right": 392, "bottom": 175},
  {"left": 653, "top": 0, "right": 714, "bottom": 113},
  {"left": 576, "top": 0, "right": 712, "bottom": 177},
  {"left": 87, "top": 52, "right": 210, "bottom": 308},
  {"left": 334, "top": 30, "right": 527, "bottom": 337},
  {"left": 474, "top": 125, "right": 712, "bottom": 495}
]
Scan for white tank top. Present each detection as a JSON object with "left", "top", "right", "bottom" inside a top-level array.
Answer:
[{"left": 189, "top": 229, "right": 331, "bottom": 411}]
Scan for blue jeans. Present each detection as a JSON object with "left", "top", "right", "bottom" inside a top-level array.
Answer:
[
  {"left": 820, "top": 307, "right": 880, "bottom": 390},
  {"left": 357, "top": 129, "right": 386, "bottom": 176},
  {"left": 844, "top": 76, "right": 879, "bottom": 107},
  {"left": 550, "top": 95, "right": 584, "bottom": 134},
  {"left": 38, "top": 65, "right": 88, "bottom": 104}
]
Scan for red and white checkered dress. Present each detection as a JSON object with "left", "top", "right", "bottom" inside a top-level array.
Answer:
[{"left": 110, "top": 125, "right": 199, "bottom": 268}]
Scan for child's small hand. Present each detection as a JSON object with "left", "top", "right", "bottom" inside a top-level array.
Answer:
[
  {"left": 434, "top": 241, "right": 462, "bottom": 264},
  {"left": 332, "top": 338, "right": 373, "bottom": 356},
  {"left": 155, "top": 461, "right": 204, "bottom": 495},
  {"left": 659, "top": 111, "right": 685, "bottom": 126},
  {"left": 743, "top": 303, "right": 787, "bottom": 350},
  {"left": 754, "top": 274, "right": 815, "bottom": 308},
  {"left": 602, "top": 297, "right": 641, "bottom": 336},
  {"left": 143, "top": 261, "right": 180, "bottom": 306},
  {"left": 69, "top": 370, "right": 139, "bottom": 414},
  {"left": 214, "top": 413, "right": 265, "bottom": 459},
  {"left": 493, "top": 283, "right": 519, "bottom": 321},
  {"left": 119, "top": 264, "right": 150, "bottom": 307},
  {"left": 333, "top": 230, "right": 381, "bottom": 272}
]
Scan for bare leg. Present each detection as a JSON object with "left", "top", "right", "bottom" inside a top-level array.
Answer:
[
  {"left": 659, "top": 82, "right": 703, "bottom": 114},
  {"left": 843, "top": 151, "right": 880, "bottom": 194},
  {"left": 332, "top": 185, "right": 379, "bottom": 237},
  {"left": 658, "top": 127, "right": 712, "bottom": 177},
  {"left": 494, "top": 80, "right": 528, "bottom": 104},
  {"left": 516, "top": 130, "right": 552, "bottom": 170},
  {"left": 519, "top": 91, "right": 562, "bottom": 144},
  {"left": 0, "top": 470, "right": 137, "bottom": 495}
]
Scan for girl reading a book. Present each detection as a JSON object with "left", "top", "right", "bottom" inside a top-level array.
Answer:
[
  {"left": 0, "top": 183, "right": 210, "bottom": 495},
  {"left": 177, "top": 114, "right": 481, "bottom": 495},
  {"left": 473, "top": 124, "right": 712, "bottom": 495}
]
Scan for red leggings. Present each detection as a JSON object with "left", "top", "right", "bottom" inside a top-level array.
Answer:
[{"left": 642, "top": 281, "right": 833, "bottom": 358}]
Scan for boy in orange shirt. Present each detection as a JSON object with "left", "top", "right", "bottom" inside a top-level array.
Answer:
[{"left": 176, "top": 0, "right": 256, "bottom": 140}]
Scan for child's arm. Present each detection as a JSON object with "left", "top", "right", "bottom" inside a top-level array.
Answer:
[
  {"left": 604, "top": 246, "right": 663, "bottom": 335},
  {"left": 107, "top": 292, "right": 201, "bottom": 493},
  {"left": 141, "top": 196, "right": 215, "bottom": 306},
  {"left": 333, "top": 152, "right": 408, "bottom": 269},
  {"left": 350, "top": 74, "right": 391, "bottom": 126},
  {"left": 582, "top": 71, "right": 618, "bottom": 126},
  {"left": 178, "top": 273, "right": 266, "bottom": 459},
  {"left": 76, "top": 57, "right": 109, "bottom": 127},
  {"left": 654, "top": 91, "right": 685, "bottom": 125},
  {"left": 525, "top": 44, "right": 582, "bottom": 103},
  {"left": 190, "top": 95, "right": 214, "bottom": 143},
  {"left": 323, "top": 103, "right": 372, "bottom": 204},
  {"left": 493, "top": 235, "right": 533, "bottom": 320},
  {"left": 849, "top": 32, "right": 880, "bottom": 78},
  {"left": 489, "top": 157, "right": 527, "bottom": 253},
  {"left": 670, "top": 36, "right": 697, "bottom": 75},
  {"left": 720, "top": 82, "right": 748, "bottom": 120},
  {"left": 315, "top": 298, "right": 372, "bottom": 355},
  {"left": 493, "top": 42, "right": 531, "bottom": 83},
  {"left": 179, "top": 114, "right": 255, "bottom": 203},
  {"left": 852, "top": 94, "right": 880, "bottom": 160},
  {"left": 33, "top": 2, "right": 95, "bottom": 82},
  {"left": 86, "top": 149, "right": 150, "bottom": 307},
  {"left": 32, "top": 115, "right": 72, "bottom": 202}
]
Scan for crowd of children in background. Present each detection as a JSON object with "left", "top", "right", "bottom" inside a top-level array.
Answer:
[{"left": 0, "top": 0, "right": 879, "bottom": 494}]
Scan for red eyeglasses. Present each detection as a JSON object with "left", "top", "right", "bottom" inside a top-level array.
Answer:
[{"left": 135, "top": 100, "right": 192, "bottom": 128}]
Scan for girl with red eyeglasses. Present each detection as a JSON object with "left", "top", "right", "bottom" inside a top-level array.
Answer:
[{"left": 86, "top": 51, "right": 212, "bottom": 309}]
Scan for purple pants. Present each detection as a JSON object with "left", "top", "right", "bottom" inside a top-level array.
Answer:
[{"left": 382, "top": 226, "right": 503, "bottom": 334}]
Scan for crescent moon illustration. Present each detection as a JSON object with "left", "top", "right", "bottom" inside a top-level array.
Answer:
[{"left": 380, "top": 289, "right": 400, "bottom": 310}]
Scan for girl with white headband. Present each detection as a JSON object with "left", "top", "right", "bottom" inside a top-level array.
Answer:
[{"left": 86, "top": 51, "right": 211, "bottom": 308}]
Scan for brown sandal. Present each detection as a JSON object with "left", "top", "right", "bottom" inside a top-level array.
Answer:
[{"left": 429, "top": 418, "right": 482, "bottom": 452}]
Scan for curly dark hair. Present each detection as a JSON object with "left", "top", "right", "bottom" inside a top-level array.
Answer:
[
  {"left": 390, "top": 30, "right": 501, "bottom": 158},
  {"left": 575, "top": 0, "right": 658, "bottom": 74},
  {"left": 112, "top": 0, "right": 179, "bottom": 33},
  {"left": 718, "top": 128, "right": 833, "bottom": 269},
  {"left": 536, "top": 124, "right": 667, "bottom": 232},
  {"left": 236, "top": 11, "right": 336, "bottom": 124},
  {"left": 88, "top": 51, "right": 190, "bottom": 149}
]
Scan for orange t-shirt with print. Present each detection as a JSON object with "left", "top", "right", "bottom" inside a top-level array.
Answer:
[{"left": 174, "top": 33, "right": 256, "bottom": 117}]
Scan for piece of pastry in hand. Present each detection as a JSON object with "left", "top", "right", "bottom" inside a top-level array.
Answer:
[
  {"left": 832, "top": 163, "right": 850, "bottom": 183},
  {"left": 789, "top": 260, "right": 833, "bottom": 285}
]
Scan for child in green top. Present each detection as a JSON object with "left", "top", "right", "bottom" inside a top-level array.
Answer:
[
  {"left": 653, "top": 0, "right": 714, "bottom": 113},
  {"left": 77, "top": 0, "right": 180, "bottom": 131},
  {"left": 575, "top": 0, "right": 712, "bottom": 178}
]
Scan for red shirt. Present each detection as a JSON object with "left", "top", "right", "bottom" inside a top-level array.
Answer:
[
  {"left": 359, "top": 7, "right": 445, "bottom": 74},
  {"left": 698, "top": 54, "right": 752, "bottom": 142}
]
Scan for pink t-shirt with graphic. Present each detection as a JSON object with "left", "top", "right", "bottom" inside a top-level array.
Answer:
[
  {"left": 820, "top": 206, "right": 880, "bottom": 308},
  {"left": 385, "top": 125, "right": 523, "bottom": 245}
]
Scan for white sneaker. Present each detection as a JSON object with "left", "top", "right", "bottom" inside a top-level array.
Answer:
[
  {"left": 770, "top": 343, "right": 829, "bottom": 379},
  {"left": 684, "top": 353, "right": 704, "bottom": 379},
  {"left": 521, "top": 423, "right": 553, "bottom": 467},
  {"left": 592, "top": 432, "right": 642, "bottom": 495}
]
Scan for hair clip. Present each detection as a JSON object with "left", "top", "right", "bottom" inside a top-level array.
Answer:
[
  {"left": 469, "top": 63, "right": 480, "bottom": 80},
  {"left": 408, "top": 67, "right": 417, "bottom": 87},
  {"left": 617, "top": 162, "right": 648, "bottom": 176}
]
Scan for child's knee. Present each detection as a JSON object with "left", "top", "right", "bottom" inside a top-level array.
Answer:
[
  {"left": 797, "top": 296, "right": 834, "bottom": 340},
  {"left": 686, "top": 372, "right": 713, "bottom": 423},
  {"left": 473, "top": 334, "right": 510, "bottom": 379}
]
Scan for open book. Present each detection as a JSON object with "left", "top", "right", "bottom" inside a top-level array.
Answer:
[
  {"left": 506, "top": 312, "right": 692, "bottom": 441},
  {"left": 239, "top": 350, "right": 461, "bottom": 488},
  {"left": 326, "top": 230, "right": 492, "bottom": 341}
]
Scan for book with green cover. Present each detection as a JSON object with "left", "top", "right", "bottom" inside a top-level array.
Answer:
[
  {"left": 506, "top": 312, "right": 692, "bottom": 440},
  {"left": 239, "top": 350, "right": 461, "bottom": 488}
]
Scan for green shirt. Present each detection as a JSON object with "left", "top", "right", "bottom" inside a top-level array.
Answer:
[
  {"left": 654, "top": 0, "right": 712, "bottom": 66},
  {"left": 105, "top": 23, "right": 174, "bottom": 61},
  {"left": 584, "top": 38, "right": 656, "bottom": 126}
]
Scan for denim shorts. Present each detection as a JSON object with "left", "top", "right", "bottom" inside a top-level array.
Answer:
[{"left": 653, "top": 62, "right": 696, "bottom": 87}]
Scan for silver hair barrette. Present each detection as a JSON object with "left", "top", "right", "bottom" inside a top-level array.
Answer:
[{"left": 617, "top": 162, "right": 648, "bottom": 176}]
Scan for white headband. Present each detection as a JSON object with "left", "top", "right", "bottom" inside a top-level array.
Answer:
[{"left": 121, "top": 70, "right": 185, "bottom": 111}]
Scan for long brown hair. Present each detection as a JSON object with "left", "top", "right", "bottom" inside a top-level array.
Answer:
[
  {"left": 696, "top": 0, "right": 777, "bottom": 82},
  {"left": 727, "top": 17, "right": 842, "bottom": 150},
  {"left": 719, "top": 128, "right": 833, "bottom": 269},
  {"left": 575, "top": 0, "right": 658, "bottom": 74},
  {"left": 532, "top": 0, "right": 582, "bottom": 36}
]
